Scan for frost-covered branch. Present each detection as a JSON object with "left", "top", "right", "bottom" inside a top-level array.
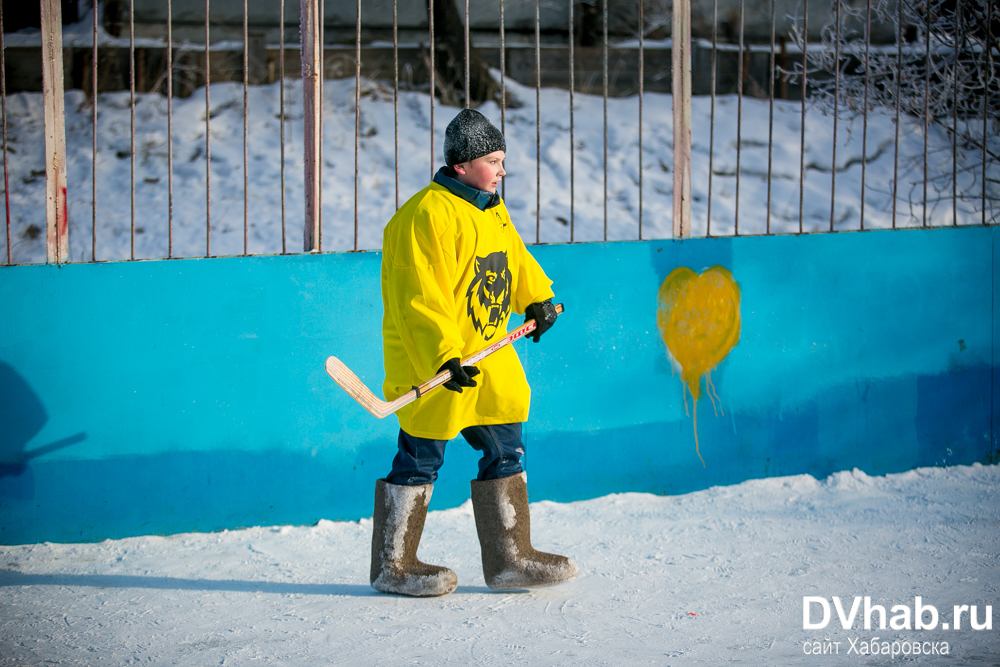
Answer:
[{"left": 787, "top": 0, "right": 999, "bottom": 221}]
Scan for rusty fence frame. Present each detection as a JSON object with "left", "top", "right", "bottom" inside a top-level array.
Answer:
[{"left": 1, "top": 0, "right": 997, "bottom": 265}]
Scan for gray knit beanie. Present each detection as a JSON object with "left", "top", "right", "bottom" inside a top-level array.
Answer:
[{"left": 444, "top": 109, "right": 506, "bottom": 166}]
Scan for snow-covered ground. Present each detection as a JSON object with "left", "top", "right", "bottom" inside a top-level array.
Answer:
[
  {"left": 2, "top": 67, "right": 995, "bottom": 264},
  {"left": 1, "top": 464, "right": 997, "bottom": 665}
]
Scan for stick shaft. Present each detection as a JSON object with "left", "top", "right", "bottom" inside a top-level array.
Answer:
[
  {"left": 326, "top": 304, "right": 563, "bottom": 418},
  {"left": 413, "top": 303, "right": 563, "bottom": 397}
]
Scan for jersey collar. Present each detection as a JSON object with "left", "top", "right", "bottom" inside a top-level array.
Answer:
[{"left": 433, "top": 167, "right": 501, "bottom": 211}]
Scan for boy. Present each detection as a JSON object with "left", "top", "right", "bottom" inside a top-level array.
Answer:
[{"left": 371, "top": 109, "right": 578, "bottom": 597}]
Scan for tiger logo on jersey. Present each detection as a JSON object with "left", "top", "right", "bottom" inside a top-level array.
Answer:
[{"left": 466, "top": 251, "right": 512, "bottom": 340}]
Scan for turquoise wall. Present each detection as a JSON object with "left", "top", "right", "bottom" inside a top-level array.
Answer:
[{"left": 1, "top": 227, "right": 997, "bottom": 544}]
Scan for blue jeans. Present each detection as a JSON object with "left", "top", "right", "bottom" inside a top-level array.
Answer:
[{"left": 386, "top": 423, "right": 525, "bottom": 485}]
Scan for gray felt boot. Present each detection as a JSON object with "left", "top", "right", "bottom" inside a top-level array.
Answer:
[
  {"left": 470, "top": 472, "right": 578, "bottom": 590},
  {"left": 370, "top": 479, "right": 458, "bottom": 597}
]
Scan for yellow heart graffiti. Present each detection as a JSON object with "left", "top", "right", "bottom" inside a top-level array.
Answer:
[{"left": 656, "top": 266, "right": 741, "bottom": 467}]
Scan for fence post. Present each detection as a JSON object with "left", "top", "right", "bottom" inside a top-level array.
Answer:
[
  {"left": 301, "top": 0, "right": 322, "bottom": 251},
  {"left": 672, "top": 0, "right": 691, "bottom": 238},
  {"left": 41, "top": 0, "right": 68, "bottom": 262}
]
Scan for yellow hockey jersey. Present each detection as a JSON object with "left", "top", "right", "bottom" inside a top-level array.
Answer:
[{"left": 381, "top": 180, "right": 554, "bottom": 440}]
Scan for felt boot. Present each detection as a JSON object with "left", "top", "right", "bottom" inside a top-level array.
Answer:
[
  {"left": 370, "top": 479, "right": 458, "bottom": 597},
  {"left": 470, "top": 472, "right": 578, "bottom": 590}
]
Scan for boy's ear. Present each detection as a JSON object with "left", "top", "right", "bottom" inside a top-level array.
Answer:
[{"left": 453, "top": 162, "right": 467, "bottom": 175}]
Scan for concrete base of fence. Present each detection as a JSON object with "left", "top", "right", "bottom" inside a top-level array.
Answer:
[{"left": 1, "top": 226, "right": 997, "bottom": 544}]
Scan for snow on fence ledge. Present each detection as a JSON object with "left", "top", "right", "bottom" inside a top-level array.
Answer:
[{"left": 0, "top": 0, "right": 997, "bottom": 265}]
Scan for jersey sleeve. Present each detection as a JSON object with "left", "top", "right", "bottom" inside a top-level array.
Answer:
[{"left": 508, "top": 219, "right": 555, "bottom": 314}]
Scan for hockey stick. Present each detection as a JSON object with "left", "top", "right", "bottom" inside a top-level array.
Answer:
[{"left": 325, "top": 303, "right": 564, "bottom": 419}]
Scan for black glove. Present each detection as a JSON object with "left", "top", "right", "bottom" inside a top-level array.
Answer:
[
  {"left": 438, "top": 357, "right": 480, "bottom": 393},
  {"left": 524, "top": 299, "right": 558, "bottom": 343}
]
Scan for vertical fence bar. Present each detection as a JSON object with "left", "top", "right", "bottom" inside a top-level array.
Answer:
[
  {"left": 707, "top": 0, "right": 717, "bottom": 236},
  {"left": 93, "top": 0, "right": 99, "bottom": 260},
  {"left": 984, "top": 0, "right": 993, "bottom": 225},
  {"left": 355, "top": 0, "right": 361, "bottom": 250},
  {"left": 205, "top": 0, "right": 212, "bottom": 256},
  {"left": 301, "top": 0, "right": 321, "bottom": 251},
  {"left": 167, "top": 0, "right": 173, "bottom": 258},
  {"left": 602, "top": 0, "right": 608, "bottom": 240},
  {"left": 735, "top": 0, "right": 744, "bottom": 235},
  {"left": 429, "top": 0, "right": 435, "bottom": 181},
  {"left": 535, "top": 0, "right": 540, "bottom": 243},
  {"left": 500, "top": 0, "right": 506, "bottom": 138},
  {"left": 1, "top": 1, "right": 9, "bottom": 264},
  {"left": 319, "top": 0, "right": 324, "bottom": 250},
  {"left": 766, "top": 0, "right": 774, "bottom": 234},
  {"left": 672, "top": 0, "right": 692, "bottom": 238},
  {"left": 130, "top": 0, "right": 136, "bottom": 259},
  {"left": 500, "top": 0, "right": 506, "bottom": 200},
  {"left": 891, "top": 0, "right": 901, "bottom": 229},
  {"left": 638, "top": 0, "right": 643, "bottom": 240},
  {"left": 952, "top": 0, "right": 961, "bottom": 226},
  {"left": 797, "top": 0, "right": 807, "bottom": 234},
  {"left": 860, "top": 0, "right": 870, "bottom": 231},
  {"left": 922, "top": 5, "right": 930, "bottom": 227},
  {"left": 393, "top": 0, "right": 399, "bottom": 209},
  {"left": 830, "top": 0, "right": 839, "bottom": 232},
  {"left": 568, "top": 0, "right": 574, "bottom": 241},
  {"left": 465, "top": 0, "right": 470, "bottom": 106},
  {"left": 41, "top": 0, "right": 69, "bottom": 263},
  {"left": 280, "top": 0, "right": 287, "bottom": 253},
  {"left": 243, "top": 0, "right": 249, "bottom": 254}
]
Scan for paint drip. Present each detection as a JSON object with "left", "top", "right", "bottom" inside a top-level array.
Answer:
[{"left": 656, "top": 266, "right": 741, "bottom": 466}]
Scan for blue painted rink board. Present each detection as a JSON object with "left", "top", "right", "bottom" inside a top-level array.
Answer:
[{"left": 0, "top": 226, "right": 996, "bottom": 544}]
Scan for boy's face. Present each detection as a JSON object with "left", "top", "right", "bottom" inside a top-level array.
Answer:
[{"left": 452, "top": 151, "right": 506, "bottom": 194}]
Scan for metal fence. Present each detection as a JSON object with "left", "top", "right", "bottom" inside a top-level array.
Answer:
[{"left": 1, "top": 0, "right": 997, "bottom": 265}]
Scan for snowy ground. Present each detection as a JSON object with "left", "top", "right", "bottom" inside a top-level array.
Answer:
[
  {"left": 2, "top": 66, "right": 996, "bottom": 264},
  {"left": 1, "top": 464, "right": 997, "bottom": 665}
]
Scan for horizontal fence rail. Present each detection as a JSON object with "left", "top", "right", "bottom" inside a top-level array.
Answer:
[{"left": 0, "top": 0, "right": 997, "bottom": 265}]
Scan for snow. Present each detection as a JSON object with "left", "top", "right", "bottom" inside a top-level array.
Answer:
[
  {"left": 3, "top": 66, "right": 994, "bottom": 264},
  {"left": 2, "top": 464, "right": 997, "bottom": 665}
]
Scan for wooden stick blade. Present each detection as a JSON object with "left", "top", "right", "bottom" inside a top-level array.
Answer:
[{"left": 324, "top": 356, "right": 393, "bottom": 418}]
